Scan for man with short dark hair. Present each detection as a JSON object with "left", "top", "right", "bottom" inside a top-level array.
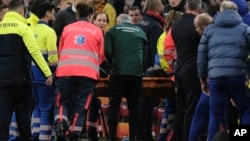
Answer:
[
  {"left": 128, "top": 6, "right": 142, "bottom": 24},
  {"left": 31, "top": 1, "right": 58, "bottom": 140}
]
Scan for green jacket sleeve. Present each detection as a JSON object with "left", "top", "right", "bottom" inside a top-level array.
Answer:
[{"left": 104, "top": 29, "right": 113, "bottom": 64}]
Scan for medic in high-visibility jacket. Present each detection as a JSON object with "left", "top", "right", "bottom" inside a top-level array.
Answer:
[{"left": 53, "top": 3, "right": 105, "bottom": 140}]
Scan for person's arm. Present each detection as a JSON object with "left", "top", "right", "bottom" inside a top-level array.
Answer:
[
  {"left": 46, "top": 29, "right": 58, "bottom": 73},
  {"left": 98, "top": 32, "right": 105, "bottom": 65},
  {"left": 197, "top": 34, "right": 209, "bottom": 94},
  {"left": 58, "top": 28, "right": 65, "bottom": 56},
  {"left": 104, "top": 28, "right": 114, "bottom": 64},
  {"left": 22, "top": 26, "right": 53, "bottom": 85},
  {"left": 143, "top": 36, "right": 149, "bottom": 71},
  {"left": 148, "top": 24, "right": 162, "bottom": 66},
  {"left": 244, "top": 26, "right": 250, "bottom": 79}
]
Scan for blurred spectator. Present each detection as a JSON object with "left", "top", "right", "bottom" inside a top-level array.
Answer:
[
  {"left": 207, "top": 2, "right": 220, "bottom": 17},
  {"left": 53, "top": 0, "right": 93, "bottom": 44},
  {"left": 128, "top": 6, "right": 143, "bottom": 24},
  {"left": 1, "top": 0, "right": 11, "bottom": 5},
  {"left": 56, "top": 0, "right": 74, "bottom": 11},
  {"left": 114, "top": 0, "right": 142, "bottom": 16},
  {"left": 163, "top": 0, "right": 185, "bottom": 16},
  {"left": 231, "top": 0, "right": 250, "bottom": 26},
  {"left": 201, "top": 1, "right": 208, "bottom": 13},
  {"left": 92, "top": 11, "right": 109, "bottom": 35},
  {"left": 93, "top": 0, "right": 116, "bottom": 31}
]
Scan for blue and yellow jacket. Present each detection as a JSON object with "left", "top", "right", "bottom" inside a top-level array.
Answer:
[
  {"left": 0, "top": 12, "right": 52, "bottom": 85},
  {"left": 32, "top": 21, "right": 58, "bottom": 82}
]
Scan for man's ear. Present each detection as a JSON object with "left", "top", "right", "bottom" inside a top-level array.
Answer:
[{"left": 201, "top": 25, "right": 206, "bottom": 32}]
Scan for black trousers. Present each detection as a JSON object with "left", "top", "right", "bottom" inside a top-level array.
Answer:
[
  {"left": 0, "top": 81, "right": 33, "bottom": 141},
  {"left": 107, "top": 75, "right": 142, "bottom": 141},
  {"left": 172, "top": 87, "right": 201, "bottom": 141},
  {"left": 136, "top": 96, "right": 155, "bottom": 141},
  {"left": 86, "top": 95, "right": 100, "bottom": 132}
]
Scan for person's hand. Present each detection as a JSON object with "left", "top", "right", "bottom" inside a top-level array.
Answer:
[
  {"left": 201, "top": 83, "right": 209, "bottom": 96},
  {"left": 45, "top": 75, "right": 53, "bottom": 86}
]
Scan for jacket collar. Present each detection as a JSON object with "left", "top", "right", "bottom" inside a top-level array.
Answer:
[{"left": 3, "top": 11, "right": 28, "bottom": 24}]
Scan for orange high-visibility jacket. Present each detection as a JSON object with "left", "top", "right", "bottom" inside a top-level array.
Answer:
[
  {"left": 164, "top": 28, "right": 177, "bottom": 74},
  {"left": 56, "top": 20, "right": 105, "bottom": 80}
]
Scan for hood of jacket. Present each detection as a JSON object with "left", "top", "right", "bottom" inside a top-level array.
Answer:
[
  {"left": 214, "top": 9, "right": 242, "bottom": 27},
  {"left": 2, "top": 12, "right": 28, "bottom": 25},
  {"left": 232, "top": 0, "right": 248, "bottom": 15}
]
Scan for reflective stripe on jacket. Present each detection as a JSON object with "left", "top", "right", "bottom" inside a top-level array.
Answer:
[
  {"left": 156, "top": 31, "right": 169, "bottom": 72},
  {"left": 32, "top": 21, "right": 58, "bottom": 82},
  {"left": 164, "top": 28, "right": 176, "bottom": 74},
  {"left": 56, "top": 21, "right": 104, "bottom": 80},
  {"left": 0, "top": 12, "right": 52, "bottom": 84}
]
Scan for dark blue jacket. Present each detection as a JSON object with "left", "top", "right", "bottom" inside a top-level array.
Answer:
[
  {"left": 197, "top": 10, "right": 250, "bottom": 80},
  {"left": 232, "top": 0, "right": 250, "bottom": 26},
  {"left": 137, "top": 11, "right": 164, "bottom": 70}
]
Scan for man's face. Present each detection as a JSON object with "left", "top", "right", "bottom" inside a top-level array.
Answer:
[
  {"left": 168, "top": 0, "right": 182, "bottom": 7},
  {"left": 128, "top": 9, "right": 142, "bottom": 24},
  {"left": 59, "top": 0, "right": 74, "bottom": 11}
]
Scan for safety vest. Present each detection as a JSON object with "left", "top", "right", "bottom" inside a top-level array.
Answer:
[
  {"left": 0, "top": 12, "right": 52, "bottom": 84},
  {"left": 164, "top": 28, "right": 177, "bottom": 74},
  {"left": 56, "top": 20, "right": 104, "bottom": 80}
]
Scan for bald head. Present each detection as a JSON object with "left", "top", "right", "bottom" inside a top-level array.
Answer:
[{"left": 194, "top": 13, "right": 213, "bottom": 35}]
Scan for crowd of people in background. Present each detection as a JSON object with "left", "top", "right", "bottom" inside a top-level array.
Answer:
[{"left": 1, "top": 0, "right": 250, "bottom": 141}]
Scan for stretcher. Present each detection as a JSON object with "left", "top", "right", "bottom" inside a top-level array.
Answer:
[{"left": 95, "top": 77, "right": 175, "bottom": 98}]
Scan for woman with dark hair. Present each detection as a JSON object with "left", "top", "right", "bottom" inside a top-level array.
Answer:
[
  {"left": 92, "top": 11, "right": 109, "bottom": 35},
  {"left": 54, "top": 3, "right": 105, "bottom": 140}
]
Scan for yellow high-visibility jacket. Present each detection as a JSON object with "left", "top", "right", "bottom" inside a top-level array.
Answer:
[{"left": 0, "top": 11, "right": 52, "bottom": 83}]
